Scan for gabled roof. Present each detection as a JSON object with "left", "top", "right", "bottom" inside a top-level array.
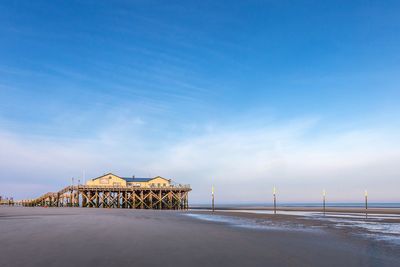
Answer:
[{"left": 91, "top": 173, "right": 123, "bottom": 181}]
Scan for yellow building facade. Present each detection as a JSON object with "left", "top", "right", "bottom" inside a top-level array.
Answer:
[{"left": 86, "top": 173, "right": 172, "bottom": 188}]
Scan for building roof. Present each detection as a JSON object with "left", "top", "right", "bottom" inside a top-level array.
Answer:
[
  {"left": 122, "top": 177, "right": 152, "bottom": 183},
  {"left": 122, "top": 176, "right": 171, "bottom": 183},
  {"left": 89, "top": 173, "right": 170, "bottom": 183}
]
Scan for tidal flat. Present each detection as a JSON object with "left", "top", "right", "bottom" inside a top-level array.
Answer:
[{"left": 0, "top": 207, "right": 399, "bottom": 267}]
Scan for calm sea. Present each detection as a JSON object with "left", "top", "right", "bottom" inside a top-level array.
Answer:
[{"left": 191, "top": 203, "right": 400, "bottom": 208}]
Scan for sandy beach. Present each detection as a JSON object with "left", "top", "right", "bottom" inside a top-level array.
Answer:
[{"left": 1, "top": 207, "right": 399, "bottom": 267}]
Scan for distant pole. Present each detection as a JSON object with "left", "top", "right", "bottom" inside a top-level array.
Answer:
[
  {"left": 365, "top": 190, "right": 368, "bottom": 219},
  {"left": 212, "top": 185, "right": 215, "bottom": 212},
  {"left": 273, "top": 186, "right": 277, "bottom": 215},
  {"left": 71, "top": 177, "right": 74, "bottom": 207},
  {"left": 323, "top": 189, "right": 326, "bottom": 216}
]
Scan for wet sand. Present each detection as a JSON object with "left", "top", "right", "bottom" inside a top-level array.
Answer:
[{"left": 0, "top": 207, "right": 399, "bottom": 267}]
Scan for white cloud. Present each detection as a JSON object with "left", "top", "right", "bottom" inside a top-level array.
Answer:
[{"left": 0, "top": 116, "right": 399, "bottom": 203}]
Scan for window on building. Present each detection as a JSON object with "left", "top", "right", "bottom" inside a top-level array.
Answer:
[{"left": 100, "top": 178, "right": 108, "bottom": 184}]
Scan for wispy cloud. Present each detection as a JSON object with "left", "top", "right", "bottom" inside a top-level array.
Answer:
[{"left": 1, "top": 114, "right": 399, "bottom": 203}]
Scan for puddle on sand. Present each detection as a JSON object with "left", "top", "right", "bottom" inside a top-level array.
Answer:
[
  {"left": 201, "top": 209, "right": 400, "bottom": 220},
  {"left": 184, "top": 213, "right": 321, "bottom": 232},
  {"left": 314, "top": 217, "right": 400, "bottom": 246}
]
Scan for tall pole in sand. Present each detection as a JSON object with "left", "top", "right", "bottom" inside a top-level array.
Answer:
[
  {"left": 323, "top": 189, "right": 326, "bottom": 216},
  {"left": 212, "top": 185, "right": 215, "bottom": 212},
  {"left": 365, "top": 190, "right": 368, "bottom": 219},
  {"left": 71, "top": 177, "right": 74, "bottom": 207},
  {"left": 273, "top": 186, "right": 277, "bottom": 215}
]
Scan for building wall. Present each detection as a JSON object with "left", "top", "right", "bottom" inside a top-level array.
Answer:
[
  {"left": 86, "top": 174, "right": 171, "bottom": 188},
  {"left": 86, "top": 174, "right": 127, "bottom": 187}
]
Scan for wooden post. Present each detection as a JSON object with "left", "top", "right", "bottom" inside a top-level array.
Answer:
[
  {"left": 323, "top": 189, "right": 326, "bottom": 216},
  {"left": 365, "top": 190, "right": 368, "bottom": 219},
  {"left": 103, "top": 191, "right": 107, "bottom": 208},
  {"left": 212, "top": 185, "right": 215, "bottom": 212},
  {"left": 273, "top": 186, "right": 277, "bottom": 215},
  {"left": 123, "top": 191, "right": 127, "bottom": 208},
  {"left": 149, "top": 190, "right": 153, "bottom": 209},
  {"left": 95, "top": 190, "right": 99, "bottom": 208},
  {"left": 132, "top": 191, "right": 136, "bottom": 209},
  {"left": 82, "top": 191, "right": 88, "bottom": 208},
  {"left": 140, "top": 191, "right": 144, "bottom": 209},
  {"left": 186, "top": 192, "right": 189, "bottom": 210},
  {"left": 178, "top": 191, "right": 182, "bottom": 210},
  {"left": 91, "top": 191, "right": 94, "bottom": 207},
  {"left": 126, "top": 191, "right": 130, "bottom": 208},
  {"left": 159, "top": 190, "right": 162, "bottom": 209},
  {"left": 117, "top": 190, "right": 121, "bottom": 208},
  {"left": 168, "top": 191, "right": 172, "bottom": 209}
]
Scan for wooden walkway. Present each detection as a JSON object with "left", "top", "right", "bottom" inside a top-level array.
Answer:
[{"left": 0, "top": 198, "right": 14, "bottom": 206}]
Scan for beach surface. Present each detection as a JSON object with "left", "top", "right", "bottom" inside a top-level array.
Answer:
[
  {"left": 192, "top": 205, "right": 400, "bottom": 214},
  {"left": 1, "top": 207, "right": 399, "bottom": 267}
]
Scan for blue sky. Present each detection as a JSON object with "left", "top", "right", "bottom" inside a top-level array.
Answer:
[{"left": 0, "top": 1, "right": 400, "bottom": 203}]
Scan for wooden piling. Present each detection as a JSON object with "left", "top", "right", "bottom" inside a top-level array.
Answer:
[
  {"left": 212, "top": 185, "right": 215, "bottom": 212},
  {"left": 365, "top": 190, "right": 368, "bottom": 219},
  {"left": 273, "top": 186, "right": 277, "bottom": 215},
  {"left": 323, "top": 189, "right": 326, "bottom": 216}
]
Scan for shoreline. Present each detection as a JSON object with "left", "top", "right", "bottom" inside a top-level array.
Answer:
[{"left": 190, "top": 206, "right": 400, "bottom": 215}]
